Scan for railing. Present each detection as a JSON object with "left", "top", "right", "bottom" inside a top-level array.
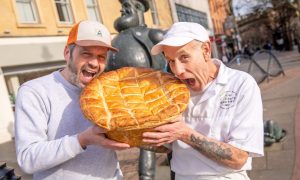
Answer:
[{"left": 225, "top": 50, "right": 285, "bottom": 84}]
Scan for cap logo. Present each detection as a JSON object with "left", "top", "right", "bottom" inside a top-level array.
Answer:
[{"left": 97, "top": 30, "right": 102, "bottom": 37}]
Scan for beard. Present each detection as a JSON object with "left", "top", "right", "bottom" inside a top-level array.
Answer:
[
  {"left": 68, "top": 59, "right": 84, "bottom": 89},
  {"left": 67, "top": 58, "right": 102, "bottom": 89}
]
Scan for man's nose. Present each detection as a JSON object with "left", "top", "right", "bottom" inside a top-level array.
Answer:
[
  {"left": 172, "top": 61, "right": 185, "bottom": 76},
  {"left": 88, "top": 57, "right": 99, "bottom": 68}
]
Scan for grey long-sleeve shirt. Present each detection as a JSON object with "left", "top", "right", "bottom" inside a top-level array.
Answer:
[{"left": 14, "top": 71, "right": 122, "bottom": 180}]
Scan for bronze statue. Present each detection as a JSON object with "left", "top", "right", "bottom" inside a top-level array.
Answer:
[
  {"left": 106, "top": 0, "right": 166, "bottom": 71},
  {"left": 106, "top": 1, "right": 167, "bottom": 180}
]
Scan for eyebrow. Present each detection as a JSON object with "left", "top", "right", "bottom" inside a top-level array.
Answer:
[
  {"left": 177, "top": 49, "right": 188, "bottom": 55},
  {"left": 165, "top": 49, "right": 188, "bottom": 60},
  {"left": 76, "top": 46, "right": 87, "bottom": 52},
  {"left": 80, "top": 46, "right": 90, "bottom": 51}
]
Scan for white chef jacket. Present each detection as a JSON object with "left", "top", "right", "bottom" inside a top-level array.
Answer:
[{"left": 171, "top": 59, "right": 264, "bottom": 176}]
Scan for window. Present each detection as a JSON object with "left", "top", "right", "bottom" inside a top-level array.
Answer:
[
  {"left": 54, "top": 0, "right": 74, "bottom": 23},
  {"left": 15, "top": 0, "right": 39, "bottom": 23},
  {"left": 85, "top": 0, "right": 102, "bottom": 22},
  {"left": 149, "top": 0, "right": 160, "bottom": 25},
  {"left": 175, "top": 4, "right": 208, "bottom": 29}
]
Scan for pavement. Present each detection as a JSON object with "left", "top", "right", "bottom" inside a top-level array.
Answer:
[
  {"left": 248, "top": 49, "right": 300, "bottom": 180},
  {"left": 0, "top": 49, "right": 299, "bottom": 180}
]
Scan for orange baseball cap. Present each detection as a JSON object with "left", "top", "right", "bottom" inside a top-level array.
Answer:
[{"left": 67, "top": 20, "right": 118, "bottom": 52}]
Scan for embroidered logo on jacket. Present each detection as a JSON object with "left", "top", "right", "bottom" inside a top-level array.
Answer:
[{"left": 219, "top": 91, "right": 237, "bottom": 109}]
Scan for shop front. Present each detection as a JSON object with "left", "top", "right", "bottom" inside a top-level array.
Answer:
[{"left": 0, "top": 36, "right": 66, "bottom": 143}]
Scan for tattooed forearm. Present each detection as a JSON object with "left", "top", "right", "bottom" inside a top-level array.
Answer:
[{"left": 190, "top": 134, "right": 233, "bottom": 162}]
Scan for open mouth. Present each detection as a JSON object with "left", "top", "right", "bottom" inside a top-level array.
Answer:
[
  {"left": 83, "top": 69, "right": 97, "bottom": 77},
  {"left": 81, "top": 69, "right": 98, "bottom": 84},
  {"left": 185, "top": 78, "right": 196, "bottom": 86}
]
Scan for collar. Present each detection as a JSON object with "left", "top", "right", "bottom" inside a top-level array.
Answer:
[
  {"left": 54, "top": 70, "right": 81, "bottom": 93},
  {"left": 213, "top": 59, "right": 228, "bottom": 85},
  {"left": 193, "top": 59, "right": 228, "bottom": 104}
]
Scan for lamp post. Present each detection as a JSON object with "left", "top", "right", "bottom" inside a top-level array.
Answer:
[{"left": 225, "top": 15, "right": 242, "bottom": 55}]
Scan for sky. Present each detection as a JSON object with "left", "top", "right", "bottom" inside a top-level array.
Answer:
[{"left": 232, "top": 0, "right": 272, "bottom": 16}]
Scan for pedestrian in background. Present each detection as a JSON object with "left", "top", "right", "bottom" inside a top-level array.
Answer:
[
  {"left": 14, "top": 20, "right": 130, "bottom": 180},
  {"left": 143, "top": 22, "right": 264, "bottom": 180}
]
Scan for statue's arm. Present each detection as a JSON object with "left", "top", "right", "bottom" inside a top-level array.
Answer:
[
  {"left": 141, "top": 145, "right": 171, "bottom": 153},
  {"left": 149, "top": 29, "right": 165, "bottom": 44}
]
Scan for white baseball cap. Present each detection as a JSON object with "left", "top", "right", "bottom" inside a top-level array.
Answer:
[
  {"left": 67, "top": 20, "right": 118, "bottom": 52},
  {"left": 151, "top": 22, "right": 210, "bottom": 55}
]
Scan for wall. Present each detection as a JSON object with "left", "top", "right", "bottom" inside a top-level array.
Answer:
[
  {"left": 209, "top": 0, "right": 227, "bottom": 35},
  {"left": 0, "top": 69, "right": 15, "bottom": 143},
  {"left": 0, "top": 0, "right": 173, "bottom": 37}
]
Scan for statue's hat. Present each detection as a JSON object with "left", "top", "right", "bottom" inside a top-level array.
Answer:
[{"left": 119, "top": 0, "right": 149, "bottom": 12}]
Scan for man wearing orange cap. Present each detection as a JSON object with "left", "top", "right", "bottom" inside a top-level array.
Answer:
[
  {"left": 14, "top": 20, "right": 130, "bottom": 180},
  {"left": 143, "top": 22, "right": 264, "bottom": 179}
]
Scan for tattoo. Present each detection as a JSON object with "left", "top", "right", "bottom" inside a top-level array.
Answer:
[{"left": 190, "top": 134, "right": 233, "bottom": 162}]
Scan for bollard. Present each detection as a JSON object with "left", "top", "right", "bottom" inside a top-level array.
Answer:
[{"left": 0, "top": 162, "right": 21, "bottom": 180}]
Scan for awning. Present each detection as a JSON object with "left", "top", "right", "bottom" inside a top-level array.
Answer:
[
  {"left": 1, "top": 61, "right": 65, "bottom": 76},
  {"left": 0, "top": 36, "right": 67, "bottom": 67}
]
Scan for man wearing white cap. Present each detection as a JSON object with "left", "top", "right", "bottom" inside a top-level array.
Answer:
[
  {"left": 143, "top": 22, "right": 264, "bottom": 179},
  {"left": 14, "top": 20, "right": 130, "bottom": 180}
]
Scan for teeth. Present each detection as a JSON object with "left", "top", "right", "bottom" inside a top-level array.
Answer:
[
  {"left": 86, "top": 70, "right": 95, "bottom": 74},
  {"left": 85, "top": 70, "right": 97, "bottom": 75},
  {"left": 82, "top": 70, "right": 97, "bottom": 77}
]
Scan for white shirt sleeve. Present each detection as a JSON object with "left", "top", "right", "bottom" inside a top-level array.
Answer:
[
  {"left": 227, "top": 77, "right": 264, "bottom": 157},
  {"left": 14, "top": 85, "right": 85, "bottom": 174}
]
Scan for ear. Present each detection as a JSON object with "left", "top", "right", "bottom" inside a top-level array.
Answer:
[
  {"left": 64, "top": 45, "right": 70, "bottom": 63},
  {"left": 201, "top": 41, "right": 211, "bottom": 62}
]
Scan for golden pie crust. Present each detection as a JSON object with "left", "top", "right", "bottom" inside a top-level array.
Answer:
[{"left": 80, "top": 67, "right": 190, "bottom": 146}]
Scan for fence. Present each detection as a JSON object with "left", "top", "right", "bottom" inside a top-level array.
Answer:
[{"left": 226, "top": 50, "right": 285, "bottom": 84}]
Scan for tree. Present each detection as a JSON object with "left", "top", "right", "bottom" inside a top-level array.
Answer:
[{"left": 229, "top": 0, "right": 300, "bottom": 50}]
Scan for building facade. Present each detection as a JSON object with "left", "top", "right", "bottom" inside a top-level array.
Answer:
[
  {"left": 209, "top": 0, "right": 227, "bottom": 36},
  {"left": 0, "top": 0, "right": 173, "bottom": 143},
  {"left": 209, "top": 0, "right": 229, "bottom": 60}
]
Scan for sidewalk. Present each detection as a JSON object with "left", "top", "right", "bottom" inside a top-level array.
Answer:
[
  {"left": 248, "top": 56, "right": 300, "bottom": 180},
  {"left": 0, "top": 50, "right": 299, "bottom": 180}
]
